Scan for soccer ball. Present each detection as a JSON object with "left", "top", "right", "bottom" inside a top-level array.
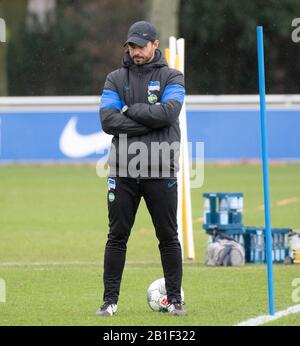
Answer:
[{"left": 146, "top": 278, "right": 184, "bottom": 312}]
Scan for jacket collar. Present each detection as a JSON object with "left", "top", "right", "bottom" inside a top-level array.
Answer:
[{"left": 122, "top": 49, "right": 168, "bottom": 73}]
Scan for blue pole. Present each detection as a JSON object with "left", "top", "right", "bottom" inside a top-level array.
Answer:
[{"left": 256, "top": 26, "right": 275, "bottom": 315}]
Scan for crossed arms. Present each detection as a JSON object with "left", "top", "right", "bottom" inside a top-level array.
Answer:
[{"left": 99, "top": 72, "right": 185, "bottom": 137}]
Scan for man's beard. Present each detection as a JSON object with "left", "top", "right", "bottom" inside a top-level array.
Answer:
[
  {"left": 133, "top": 49, "right": 155, "bottom": 65},
  {"left": 133, "top": 56, "right": 146, "bottom": 65}
]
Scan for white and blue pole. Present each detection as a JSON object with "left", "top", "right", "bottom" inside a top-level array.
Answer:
[{"left": 256, "top": 26, "right": 275, "bottom": 316}]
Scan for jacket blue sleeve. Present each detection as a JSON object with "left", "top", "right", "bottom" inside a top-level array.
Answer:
[
  {"left": 126, "top": 69, "right": 185, "bottom": 129},
  {"left": 99, "top": 73, "right": 152, "bottom": 137}
]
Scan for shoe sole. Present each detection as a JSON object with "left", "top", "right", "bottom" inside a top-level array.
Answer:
[
  {"left": 96, "top": 311, "right": 117, "bottom": 317},
  {"left": 95, "top": 309, "right": 117, "bottom": 317},
  {"left": 169, "top": 311, "right": 187, "bottom": 316}
]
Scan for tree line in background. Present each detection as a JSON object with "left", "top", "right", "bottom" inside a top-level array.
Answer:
[
  {"left": 0, "top": 0, "right": 300, "bottom": 96},
  {"left": 179, "top": 0, "right": 300, "bottom": 94}
]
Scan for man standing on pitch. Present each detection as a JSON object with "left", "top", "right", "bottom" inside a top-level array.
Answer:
[{"left": 97, "top": 21, "right": 186, "bottom": 317}]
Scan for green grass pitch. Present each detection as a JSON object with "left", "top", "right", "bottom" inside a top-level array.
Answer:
[{"left": 0, "top": 164, "right": 300, "bottom": 326}]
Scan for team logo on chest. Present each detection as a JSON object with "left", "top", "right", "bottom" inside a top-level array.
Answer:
[{"left": 147, "top": 81, "right": 160, "bottom": 104}]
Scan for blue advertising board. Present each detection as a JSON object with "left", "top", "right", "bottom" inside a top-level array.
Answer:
[{"left": 0, "top": 109, "right": 299, "bottom": 162}]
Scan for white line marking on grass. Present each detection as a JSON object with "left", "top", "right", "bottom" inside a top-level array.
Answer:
[
  {"left": 0, "top": 261, "right": 99, "bottom": 267},
  {"left": 235, "top": 304, "right": 300, "bottom": 326},
  {"left": 0, "top": 260, "right": 162, "bottom": 268}
]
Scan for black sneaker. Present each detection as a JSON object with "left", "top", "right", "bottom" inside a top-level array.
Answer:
[
  {"left": 167, "top": 302, "right": 187, "bottom": 316},
  {"left": 95, "top": 302, "right": 118, "bottom": 317}
]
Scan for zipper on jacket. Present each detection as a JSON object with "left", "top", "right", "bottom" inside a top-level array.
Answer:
[{"left": 137, "top": 71, "right": 144, "bottom": 103}]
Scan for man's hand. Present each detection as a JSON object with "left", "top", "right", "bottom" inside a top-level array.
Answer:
[
  {"left": 121, "top": 105, "right": 129, "bottom": 115},
  {"left": 125, "top": 100, "right": 182, "bottom": 129},
  {"left": 122, "top": 103, "right": 160, "bottom": 117}
]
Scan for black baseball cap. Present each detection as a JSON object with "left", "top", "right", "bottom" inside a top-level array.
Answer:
[{"left": 124, "top": 21, "right": 158, "bottom": 47}]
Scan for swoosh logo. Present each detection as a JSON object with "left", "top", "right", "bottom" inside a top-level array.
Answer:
[{"left": 59, "top": 117, "right": 112, "bottom": 158}]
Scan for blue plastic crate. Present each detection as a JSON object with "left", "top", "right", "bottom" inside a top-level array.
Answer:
[
  {"left": 203, "top": 192, "right": 244, "bottom": 228},
  {"left": 244, "top": 227, "right": 292, "bottom": 263}
]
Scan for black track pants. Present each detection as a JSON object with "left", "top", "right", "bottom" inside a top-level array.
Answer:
[{"left": 102, "top": 177, "right": 183, "bottom": 304}]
